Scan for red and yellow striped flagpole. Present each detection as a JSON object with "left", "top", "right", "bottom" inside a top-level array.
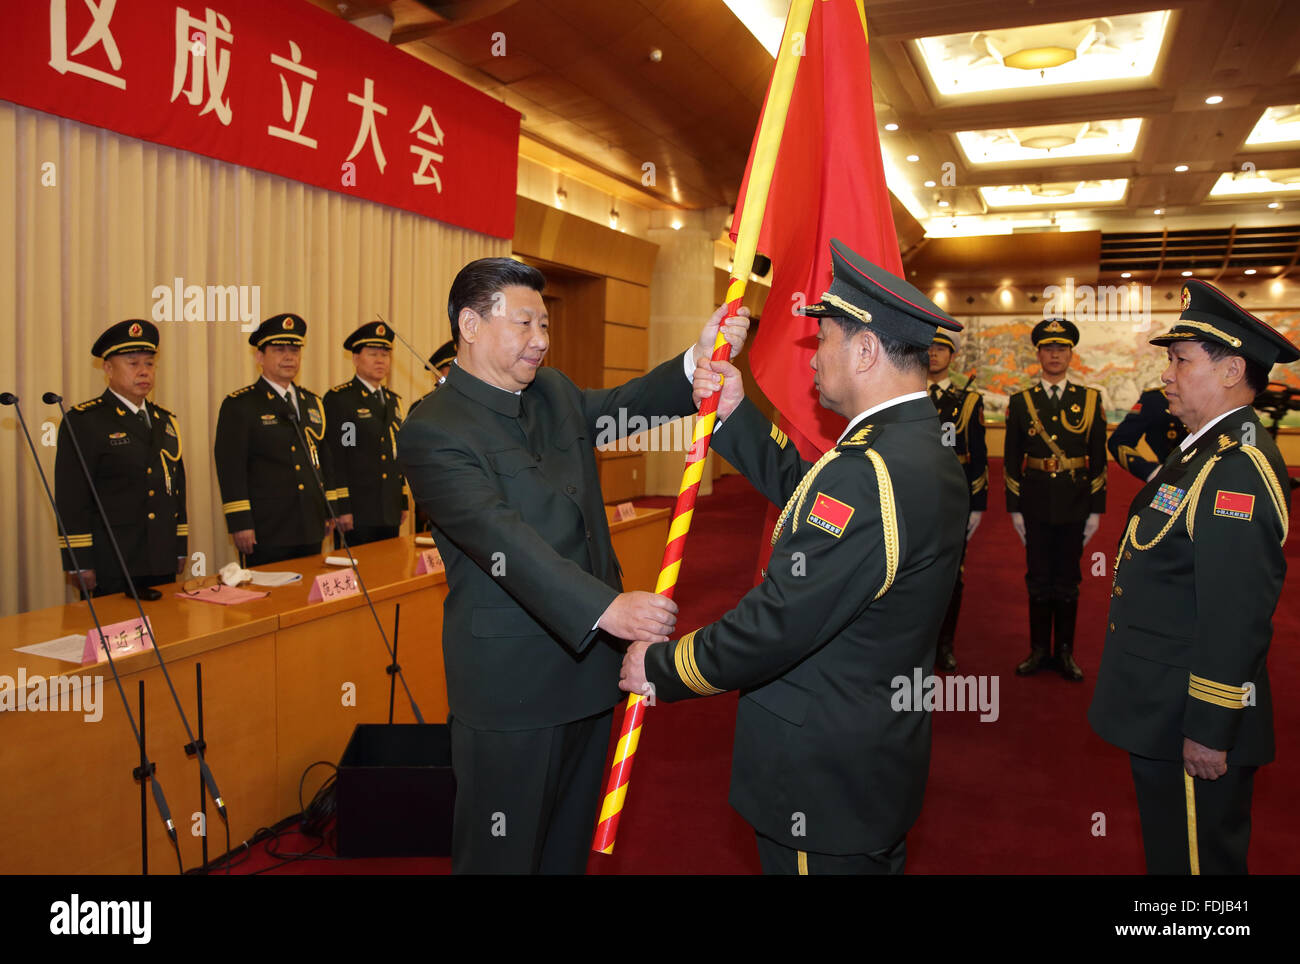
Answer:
[{"left": 591, "top": 0, "right": 816, "bottom": 855}]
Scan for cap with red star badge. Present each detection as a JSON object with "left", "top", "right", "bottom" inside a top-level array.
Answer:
[
  {"left": 1150, "top": 279, "right": 1299, "bottom": 368},
  {"left": 92, "top": 319, "right": 159, "bottom": 358},
  {"left": 428, "top": 339, "right": 456, "bottom": 371},
  {"left": 1031, "top": 317, "right": 1079, "bottom": 348},
  {"left": 249, "top": 313, "right": 307, "bottom": 348},
  {"left": 343, "top": 321, "right": 395, "bottom": 352},
  {"left": 799, "top": 238, "right": 962, "bottom": 346}
]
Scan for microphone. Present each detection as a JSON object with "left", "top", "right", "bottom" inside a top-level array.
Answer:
[
  {"left": 378, "top": 313, "right": 446, "bottom": 386},
  {"left": 284, "top": 399, "right": 426, "bottom": 725},
  {"left": 7, "top": 391, "right": 182, "bottom": 868},
  {"left": 48, "top": 393, "right": 231, "bottom": 835}
]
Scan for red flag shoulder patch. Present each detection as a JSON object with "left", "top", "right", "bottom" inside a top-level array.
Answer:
[
  {"left": 807, "top": 492, "right": 855, "bottom": 538},
  {"left": 1213, "top": 490, "right": 1255, "bottom": 521}
]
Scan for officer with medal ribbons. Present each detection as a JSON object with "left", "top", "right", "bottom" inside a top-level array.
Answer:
[
  {"left": 927, "top": 331, "right": 988, "bottom": 671},
  {"left": 1003, "top": 317, "right": 1108, "bottom": 681},
  {"left": 1090, "top": 280, "right": 1296, "bottom": 874},
  {"left": 1108, "top": 384, "right": 1188, "bottom": 481},
  {"left": 324, "top": 321, "right": 408, "bottom": 546},
  {"left": 55, "top": 319, "right": 187, "bottom": 600},
  {"left": 214, "top": 313, "right": 341, "bottom": 566},
  {"left": 620, "top": 239, "right": 969, "bottom": 874}
]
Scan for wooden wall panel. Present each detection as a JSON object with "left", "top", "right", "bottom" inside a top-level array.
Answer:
[
  {"left": 514, "top": 197, "right": 659, "bottom": 286},
  {"left": 603, "top": 322, "right": 650, "bottom": 370},
  {"left": 598, "top": 453, "right": 646, "bottom": 503},
  {"left": 605, "top": 278, "right": 651, "bottom": 327}
]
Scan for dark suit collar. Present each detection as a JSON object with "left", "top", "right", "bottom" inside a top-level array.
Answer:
[
  {"left": 843, "top": 394, "right": 935, "bottom": 438},
  {"left": 446, "top": 361, "right": 522, "bottom": 418}
]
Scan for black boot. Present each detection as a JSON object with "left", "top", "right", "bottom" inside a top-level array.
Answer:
[
  {"left": 1054, "top": 598, "right": 1084, "bottom": 681},
  {"left": 1016, "top": 598, "right": 1053, "bottom": 675},
  {"left": 935, "top": 580, "right": 961, "bottom": 672}
]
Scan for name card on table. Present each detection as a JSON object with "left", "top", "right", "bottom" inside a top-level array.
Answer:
[
  {"left": 614, "top": 502, "right": 638, "bottom": 522},
  {"left": 415, "top": 548, "right": 444, "bottom": 574},
  {"left": 308, "top": 569, "right": 360, "bottom": 603},
  {"left": 83, "top": 617, "right": 154, "bottom": 666}
]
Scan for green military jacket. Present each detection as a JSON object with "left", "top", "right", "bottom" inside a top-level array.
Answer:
[
  {"left": 396, "top": 355, "right": 695, "bottom": 730},
  {"left": 54, "top": 389, "right": 187, "bottom": 576},
  {"left": 1004, "top": 380, "right": 1108, "bottom": 523},
  {"left": 644, "top": 396, "right": 968, "bottom": 855},
  {"left": 214, "top": 378, "right": 340, "bottom": 547},
  {"left": 1089, "top": 407, "right": 1288, "bottom": 765},
  {"left": 930, "top": 380, "right": 988, "bottom": 511},
  {"left": 323, "top": 376, "right": 408, "bottom": 527}
]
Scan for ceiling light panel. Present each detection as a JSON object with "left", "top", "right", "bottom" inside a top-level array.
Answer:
[
  {"left": 956, "top": 118, "right": 1143, "bottom": 165},
  {"left": 979, "top": 179, "right": 1129, "bottom": 207}
]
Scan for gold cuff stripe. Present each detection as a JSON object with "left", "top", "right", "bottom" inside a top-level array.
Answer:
[
  {"left": 819, "top": 292, "right": 873, "bottom": 324},
  {"left": 176, "top": 524, "right": 189, "bottom": 535},
  {"left": 1184, "top": 771, "right": 1200, "bottom": 876},
  {"left": 1090, "top": 475, "right": 1106, "bottom": 493},
  {"left": 797, "top": 851, "right": 809, "bottom": 875},
  {"left": 1005, "top": 476, "right": 1021, "bottom": 496},
  {"left": 674, "top": 631, "right": 722, "bottom": 696},
  {"left": 866, "top": 449, "right": 900, "bottom": 601},
  {"left": 971, "top": 468, "right": 989, "bottom": 495},
  {"left": 1188, "top": 685, "right": 1245, "bottom": 710},
  {"left": 222, "top": 500, "right": 252, "bottom": 514},
  {"left": 769, "top": 423, "right": 788, "bottom": 449},
  {"left": 58, "top": 535, "right": 94, "bottom": 548},
  {"left": 1189, "top": 674, "right": 1248, "bottom": 697}
]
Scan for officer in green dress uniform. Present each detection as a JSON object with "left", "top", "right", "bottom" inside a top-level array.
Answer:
[
  {"left": 55, "top": 319, "right": 187, "bottom": 600},
  {"left": 1004, "top": 318, "right": 1108, "bottom": 681},
  {"left": 1089, "top": 280, "right": 1296, "bottom": 874},
  {"left": 1108, "top": 385, "right": 1187, "bottom": 481},
  {"left": 620, "top": 239, "right": 969, "bottom": 875},
  {"left": 323, "top": 321, "right": 408, "bottom": 547},
  {"left": 927, "top": 331, "right": 988, "bottom": 671},
  {"left": 214, "top": 313, "right": 341, "bottom": 566},
  {"left": 396, "top": 257, "right": 749, "bottom": 874}
]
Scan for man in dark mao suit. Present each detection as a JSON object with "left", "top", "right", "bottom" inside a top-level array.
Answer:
[{"left": 397, "top": 257, "right": 749, "bottom": 874}]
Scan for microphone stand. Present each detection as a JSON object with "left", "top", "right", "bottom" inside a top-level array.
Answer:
[
  {"left": 46, "top": 391, "right": 231, "bottom": 869},
  {"left": 3, "top": 392, "right": 181, "bottom": 874},
  {"left": 377, "top": 312, "right": 446, "bottom": 387},
  {"left": 284, "top": 400, "right": 426, "bottom": 725}
]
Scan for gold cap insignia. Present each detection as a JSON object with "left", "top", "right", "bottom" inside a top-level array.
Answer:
[
  {"left": 1070, "top": 403, "right": 1081, "bottom": 413},
  {"left": 376, "top": 324, "right": 386, "bottom": 336},
  {"left": 1181, "top": 287, "right": 1191, "bottom": 311},
  {"left": 282, "top": 317, "right": 294, "bottom": 330},
  {"left": 128, "top": 322, "right": 142, "bottom": 337},
  {"left": 1045, "top": 320, "right": 1066, "bottom": 332},
  {"left": 1028, "top": 426, "right": 1038, "bottom": 436}
]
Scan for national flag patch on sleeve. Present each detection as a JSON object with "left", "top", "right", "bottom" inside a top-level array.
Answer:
[
  {"left": 1213, "top": 490, "right": 1255, "bottom": 521},
  {"left": 807, "top": 492, "right": 855, "bottom": 538}
]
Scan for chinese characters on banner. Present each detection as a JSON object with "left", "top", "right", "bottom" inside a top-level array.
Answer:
[{"left": 4, "top": 0, "right": 519, "bottom": 238}]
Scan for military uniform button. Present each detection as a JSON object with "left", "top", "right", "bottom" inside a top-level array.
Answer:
[
  {"left": 381, "top": 454, "right": 387, "bottom": 461},
  {"left": 382, "top": 473, "right": 388, "bottom": 479},
  {"left": 1114, "top": 586, "right": 1123, "bottom": 597},
  {"left": 147, "top": 512, "right": 155, "bottom": 520},
  {"left": 1051, "top": 434, "right": 1058, "bottom": 440},
  {"left": 291, "top": 445, "right": 297, "bottom": 452},
  {"left": 534, "top": 453, "right": 542, "bottom": 462},
  {"left": 298, "top": 483, "right": 305, "bottom": 490},
  {"left": 585, "top": 529, "right": 592, "bottom": 539},
  {"left": 147, "top": 468, "right": 152, "bottom": 475},
  {"left": 295, "top": 464, "right": 301, "bottom": 471},
  {"left": 566, "top": 484, "right": 576, "bottom": 494},
  {"left": 1109, "top": 622, "right": 1115, "bottom": 632},
  {"left": 148, "top": 490, "right": 155, "bottom": 497},
  {"left": 1125, "top": 551, "right": 1132, "bottom": 561}
]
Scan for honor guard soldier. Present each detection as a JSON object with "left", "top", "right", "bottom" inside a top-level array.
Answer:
[
  {"left": 927, "top": 331, "right": 988, "bottom": 671},
  {"left": 55, "top": 320, "right": 187, "bottom": 600},
  {"left": 407, "top": 339, "right": 455, "bottom": 420},
  {"left": 621, "top": 240, "right": 969, "bottom": 874},
  {"left": 1090, "top": 280, "right": 1296, "bottom": 874},
  {"left": 323, "top": 322, "right": 408, "bottom": 546},
  {"left": 214, "top": 313, "right": 341, "bottom": 566},
  {"left": 1004, "top": 317, "right": 1107, "bottom": 681},
  {"left": 1108, "top": 385, "right": 1187, "bottom": 481}
]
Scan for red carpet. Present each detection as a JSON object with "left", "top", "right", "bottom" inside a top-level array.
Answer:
[{"left": 225, "top": 461, "right": 1300, "bottom": 875}]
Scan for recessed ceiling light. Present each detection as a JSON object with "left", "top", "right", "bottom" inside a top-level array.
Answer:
[
  {"left": 1205, "top": 94, "right": 1223, "bottom": 105},
  {"left": 1121, "top": 271, "right": 1132, "bottom": 278},
  {"left": 1153, "top": 208, "right": 1164, "bottom": 215},
  {"left": 906, "top": 154, "right": 920, "bottom": 162},
  {"left": 1174, "top": 164, "right": 1189, "bottom": 172},
  {"left": 1245, "top": 268, "right": 1257, "bottom": 275},
  {"left": 1268, "top": 201, "right": 1282, "bottom": 209},
  {"left": 1181, "top": 270, "right": 1193, "bottom": 277},
  {"left": 885, "top": 122, "right": 899, "bottom": 131},
  {"left": 924, "top": 180, "right": 937, "bottom": 187},
  {"left": 938, "top": 200, "right": 950, "bottom": 207}
]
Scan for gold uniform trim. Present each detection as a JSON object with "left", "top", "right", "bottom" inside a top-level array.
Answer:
[
  {"left": 1090, "top": 473, "right": 1106, "bottom": 494},
  {"left": 772, "top": 449, "right": 841, "bottom": 546},
  {"left": 865, "top": 449, "right": 900, "bottom": 601},
  {"left": 1184, "top": 771, "right": 1200, "bottom": 875},
  {"left": 1005, "top": 475, "right": 1021, "bottom": 496},
  {"left": 1240, "top": 444, "right": 1289, "bottom": 544},
  {"left": 673, "top": 630, "right": 723, "bottom": 696},
  {"left": 1188, "top": 673, "right": 1249, "bottom": 709},
  {"left": 956, "top": 391, "right": 980, "bottom": 434},
  {"left": 1059, "top": 387, "right": 1097, "bottom": 435},
  {"left": 222, "top": 499, "right": 252, "bottom": 514},
  {"left": 797, "top": 851, "right": 809, "bottom": 875},
  {"left": 58, "top": 533, "right": 94, "bottom": 548},
  {"left": 176, "top": 524, "right": 189, "bottom": 536},
  {"left": 819, "top": 292, "right": 873, "bottom": 324},
  {"left": 769, "top": 423, "right": 789, "bottom": 449},
  {"left": 1121, "top": 456, "right": 1218, "bottom": 553},
  {"left": 971, "top": 467, "right": 988, "bottom": 495},
  {"left": 1022, "top": 392, "right": 1073, "bottom": 466},
  {"left": 1168, "top": 320, "right": 1243, "bottom": 349},
  {"left": 336, "top": 487, "right": 351, "bottom": 499}
]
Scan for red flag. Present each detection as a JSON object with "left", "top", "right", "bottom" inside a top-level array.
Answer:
[{"left": 732, "top": 0, "right": 901, "bottom": 460}]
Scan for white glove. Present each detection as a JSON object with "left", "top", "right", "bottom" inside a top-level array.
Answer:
[
  {"left": 965, "top": 511, "right": 983, "bottom": 541},
  {"left": 1010, "top": 512, "right": 1026, "bottom": 545},
  {"left": 1082, "top": 512, "right": 1101, "bottom": 546}
]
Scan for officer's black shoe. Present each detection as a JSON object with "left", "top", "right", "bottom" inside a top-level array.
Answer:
[
  {"left": 1057, "top": 647, "right": 1084, "bottom": 681},
  {"left": 131, "top": 587, "right": 163, "bottom": 602},
  {"left": 936, "top": 645, "right": 957, "bottom": 672},
  {"left": 1015, "top": 648, "right": 1048, "bottom": 675}
]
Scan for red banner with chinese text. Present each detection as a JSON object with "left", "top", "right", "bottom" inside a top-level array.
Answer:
[{"left": 0, "top": 0, "right": 520, "bottom": 238}]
